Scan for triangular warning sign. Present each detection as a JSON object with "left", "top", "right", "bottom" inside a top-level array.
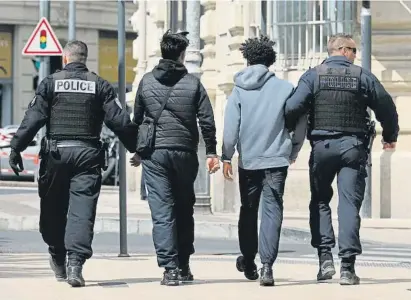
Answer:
[{"left": 22, "top": 17, "right": 63, "bottom": 56}]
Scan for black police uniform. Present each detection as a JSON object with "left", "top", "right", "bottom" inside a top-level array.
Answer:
[
  {"left": 284, "top": 56, "right": 399, "bottom": 285},
  {"left": 9, "top": 62, "right": 137, "bottom": 286}
]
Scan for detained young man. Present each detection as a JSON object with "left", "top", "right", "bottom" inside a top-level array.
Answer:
[{"left": 221, "top": 35, "right": 307, "bottom": 286}]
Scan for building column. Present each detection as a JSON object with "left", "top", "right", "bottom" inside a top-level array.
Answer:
[
  {"left": 211, "top": 0, "right": 246, "bottom": 213},
  {"left": 136, "top": 0, "right": 147, "bottom": 82},
  {"left": 200, "top": 0, "right": 217, "bottom": 105},
  {"left": 185, "top": 0, "right": 202, "bottom": 77},
  {"left": 186, "top": 0, "right": 211, "bottom": 214},
  {"left": 128, "top": 0, "right": 146, "bottom": 193}
]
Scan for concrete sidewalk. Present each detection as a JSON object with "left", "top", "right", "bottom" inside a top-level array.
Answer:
[
  {"left": 0, "top": 188, "right": 410, "bottom": 245},
  {"left": 1, "top": 253, "right": 411, "bottom": 300}
]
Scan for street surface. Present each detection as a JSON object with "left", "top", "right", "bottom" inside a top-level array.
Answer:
[
  {"left": 0, "top": 186, "right": 411, "bottom": 299},
  {"left": 1, "top": 230, "right": 411, "bottom": 267},
  {"left": 1, "top": 252, "right": 411, "bottom": 300}
]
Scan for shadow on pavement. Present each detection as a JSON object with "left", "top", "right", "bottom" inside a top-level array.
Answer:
[{"left": 87, "top": 278, "right": 159, "bottom": 287}]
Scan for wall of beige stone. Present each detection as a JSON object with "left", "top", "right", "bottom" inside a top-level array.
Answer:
[{"left": 129, "top": 0, "right": 411, "bottom": 218}]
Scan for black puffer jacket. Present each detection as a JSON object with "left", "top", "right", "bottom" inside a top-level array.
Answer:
[{"left": 133, "top": 59, "right": 217, "bottom": 155}]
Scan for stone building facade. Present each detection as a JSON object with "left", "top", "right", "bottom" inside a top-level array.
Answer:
[
  {"left": 0, "top": 1, "right": 137, "bottom": 126},
  {"left": 129, "top": 0, "right": 411, "bottom": 219}
]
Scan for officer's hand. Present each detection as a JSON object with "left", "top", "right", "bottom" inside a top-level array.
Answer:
[
  {"left": 130, "top": 153, "right": 141, "bottom": 167},
  {"left": 290, "top": 159, "right": 296, "bottom": 164},
  {"left": 223, "top": 162, "right": 233, "bottom": 181},
  {"left": 207, "top": 157, "right": 220, "bottom": 174},
  {"left": 9, "top": 149, "right": 24, "bottom": 176}
]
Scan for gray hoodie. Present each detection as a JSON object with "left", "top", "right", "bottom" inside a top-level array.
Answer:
[{"left": 222, "top": 64, "right": 307, "bottom": 170}]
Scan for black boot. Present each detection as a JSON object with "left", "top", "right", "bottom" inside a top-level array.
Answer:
[
  {"left": 67, "top": 259, "right": 85, "bottom": 287},
  {"left": 236, "top": 256, "right": 259, "bottom": 280},
  {"left": 161, "top": 268, "right": 179, "bottom": 286},
  {"left": 49, "top": 256, "right": 67, "bottom": 282},
  {"left": 259, "top": 263, "right": 274, "bottom": 286},
  {"left": 340, "top": 258, "right": 360, "bottom": 286},
  {"left": 179, "top": 265, "right": 194, "bottom": 282},
  {"left": 317, "top": 251, "right": 336, "bottom": 281}
]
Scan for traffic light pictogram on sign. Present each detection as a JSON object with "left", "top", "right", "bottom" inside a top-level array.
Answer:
[
  {"left": 22, "top": 17, "right": 62, "bottom": 56},
  {"left": 40, "top": 30, "right": 47, "bottom": 49}
]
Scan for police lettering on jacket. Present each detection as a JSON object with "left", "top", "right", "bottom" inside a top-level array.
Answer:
[
  {"left": 54, "top": 79, "right": 96, "bottom": 94},
  {"left": 319, "top": 73, "right": 359, "bottom": 91}
]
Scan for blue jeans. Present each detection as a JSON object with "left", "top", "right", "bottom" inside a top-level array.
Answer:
[{"left": 238, "top": 166, "right": 288, "bottom": 266}]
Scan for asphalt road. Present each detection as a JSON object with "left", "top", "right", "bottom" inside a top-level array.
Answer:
[
  {"left": 0, "top": 187, "right": 411, "bottom": 266},
  {"left": 0, "top": 230, "right": 308, "bottom": 256},
  {"left": 1, "top": 231, "right": 411, "bottom": 267},
  {"left": 0, "top": 187, "right": 38, "bottom": 195}
]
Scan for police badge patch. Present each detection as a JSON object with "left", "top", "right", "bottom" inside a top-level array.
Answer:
[{"left": 29, "top": 96, "right": 37, "bottom": 108}]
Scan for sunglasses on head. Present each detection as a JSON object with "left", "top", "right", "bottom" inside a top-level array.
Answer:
[{"left": 339, "top": 46, "right": 357, "bottom": 54}]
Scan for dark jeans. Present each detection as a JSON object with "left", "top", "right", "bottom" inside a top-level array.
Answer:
[
  {"left": 238, "top": 166, "right": 288, "bottom": 266},
  {"left": 142, "top": 149, "right": 199, "bottom": 269},
  {"left": 39, "top": 145, "right": 103, "bottom": 264},
  {"left": 309, "top": 136, "right": 368, "bottom": 259}
]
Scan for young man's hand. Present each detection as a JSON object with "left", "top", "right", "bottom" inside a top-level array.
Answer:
[
  {"left": 223, "top": 162, "right": 233, "bottom": 181},
  {"left": 382, "top": 142, "right": 396, "bottom": 150},
  {"left": 130, "top": 153, "right": 141, "bottom": 167},
  {"left": 207, "top": 157, "right": 220, "bottom": 174}
]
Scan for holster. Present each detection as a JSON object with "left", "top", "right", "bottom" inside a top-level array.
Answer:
[
  {"left": 40, "top": 137, "right": 59, "bottom": 158},
  {"left": 364, "top": 121, "right": 376, "bottom": 154},
  {"left": 39, "top": 136, "right": 50, "bottom": 159},
  {"left": 38, "top": 137, "right": 51, "bottom": 199},
  {"left": 101, "top": 141, "right": 109, "bottom": 171}
]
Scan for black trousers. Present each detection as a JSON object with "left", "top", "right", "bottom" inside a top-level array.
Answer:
[
  {"left": 142, "top": 149, "right": 199, "bottom": 269},
  {"left": 238, "top": 166, "right": 288, "bottom": 266},
  {"left": 309, "top": 136, "right": 368, "bottom": 259},
  {"left": 38, "top": 145, "right": 103, "bottom": 264}
]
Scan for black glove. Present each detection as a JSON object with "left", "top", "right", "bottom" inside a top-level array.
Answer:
[{"left": 9, "top": 149, "right": 24, "bottom": 176}]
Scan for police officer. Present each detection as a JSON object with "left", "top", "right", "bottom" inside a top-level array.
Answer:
[
  {"left": 9, "top": 40, "right": 137, "bottom": 287},
  {"left": 284, "top": 33, "right": 399, "bottom": 285}
]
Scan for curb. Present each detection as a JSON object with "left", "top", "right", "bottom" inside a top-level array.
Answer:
[
  {"left": 0, "top": 181, "right": 119, "bottom": 191},
  {"left": 0, "top": 215, "right": 312, "bottom": 241}
]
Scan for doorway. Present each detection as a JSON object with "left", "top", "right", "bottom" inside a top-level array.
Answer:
[{"left": 0, "top": 83, "right": 12, "bottom": 126}]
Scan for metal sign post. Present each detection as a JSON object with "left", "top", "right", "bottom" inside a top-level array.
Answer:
[
  {"left": 68, "top": 0, "right": 76, "bottom": 41},
  {"left": 361, "top": 0, "right": 372, "bottom": 218},
  {"left": 22, "top": 0, "right": 62, "bottom": 140},
  {"left": 117, "top": 0, "right": 129, "bottom": 257},
  {"left": 37, "top": 0, "right": 50, "bottom": 139}
]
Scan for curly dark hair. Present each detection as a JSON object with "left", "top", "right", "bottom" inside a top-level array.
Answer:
[
  {"left": 160, "top": 29, "right": 190, "bottom": 61},
  {"left": 239, "top": 35, "right": 276, "bottom": 67}
]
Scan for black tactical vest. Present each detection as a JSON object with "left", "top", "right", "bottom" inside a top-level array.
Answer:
[
  {"left": 48, "top": 70, "right": 103, "bottom": 141},
  {"left": 310, "top": 64, "right": 368, "bottom": 134}
]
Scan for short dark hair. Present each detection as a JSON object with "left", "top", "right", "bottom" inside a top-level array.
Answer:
[
  {"left": 160, "top": 30, "right": 190, "bottom": 61},
  {"left": 63, "top": 40, "right": 88, "bottom": 64},
  {"left": 239, "top": 35, "right": 276, "bottom": 67},
  {"left": 327, "top": 33, "right": 354, "bottom": 55}
]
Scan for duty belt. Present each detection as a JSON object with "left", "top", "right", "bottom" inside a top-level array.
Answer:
[{"left": 56, "top": 140, "right": 100, "bottom": 148}]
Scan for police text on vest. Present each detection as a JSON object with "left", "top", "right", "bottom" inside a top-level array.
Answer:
[{"left": 55, "top": 80, "right": 96, "bottom": 94}]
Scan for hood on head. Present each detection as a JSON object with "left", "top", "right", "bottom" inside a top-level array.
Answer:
[
  {"left": 234, "top": 64, "right": 274, "bottom": 90},
  {"left": 152, "top": 59, "right": 188, "bottom": 85}
]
